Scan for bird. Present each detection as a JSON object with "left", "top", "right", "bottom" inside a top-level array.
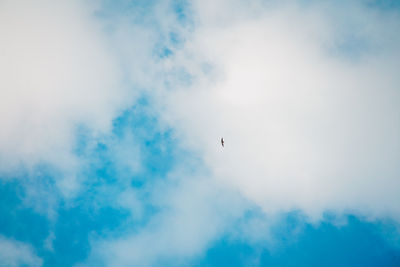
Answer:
[{"left": 221, "top": 137, "right": 224, "bottom": 147}]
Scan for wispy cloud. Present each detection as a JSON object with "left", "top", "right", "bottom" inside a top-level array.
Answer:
[{"left": 0, "top": 235, "right": 42, "bottom": 267}]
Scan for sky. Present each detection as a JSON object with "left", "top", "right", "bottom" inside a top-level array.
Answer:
[{"left": 0, "top": 0, "right": 400, "bottom": 266}]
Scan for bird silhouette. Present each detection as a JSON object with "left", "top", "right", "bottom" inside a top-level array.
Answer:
[{"left": 221, "top": 137, "right": 224, "bottom": 147}]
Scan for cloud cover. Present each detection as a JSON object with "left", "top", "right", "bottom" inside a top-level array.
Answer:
[
  {"left": 0, "top": 0, "right": 133, "bottom": 194},
  {"left": 1, "top": 0, "right": 400, "bottom": 266},
  {"left": 85, "top": 1, "right": 400, "bottom": 265},
  {"left": 158, "top": 0, "right": 400, "bottom": 220}
]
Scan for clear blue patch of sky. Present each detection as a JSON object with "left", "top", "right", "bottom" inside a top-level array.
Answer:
[
  {"left": 366, "top": 0, "right": 400, "bottom": 10},
  {"left": 0, "top": 171, "right": 131, "bottom": 267},
  {"left": 41, "top": 204, "right": 129, "bottom": 267},
  {"left": 111, "top": 97, "right": 181, "bottom": 181},
  {"left": 194, "top": 213, "right": 400, "bottom": 267},
  {"left": 0, "top": 180, "right": 49, "bottom": 249}
]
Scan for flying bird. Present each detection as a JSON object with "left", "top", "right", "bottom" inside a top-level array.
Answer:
[{"left": 221, "top": 137, "right": 224, "bottom": 147}]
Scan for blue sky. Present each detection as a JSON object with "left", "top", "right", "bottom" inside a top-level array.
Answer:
[{"left": 1, "top": 0, "right": 400, "bottom": 266}]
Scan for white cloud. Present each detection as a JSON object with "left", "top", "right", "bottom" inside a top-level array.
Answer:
[
  {"left": 0, "top": 0, "right": 134, "bottom": 195},
  {"left": 83, "top": 1, "right": 400, "bottom": 265},
  {"left": 84, "top": 170, "right": 247, "bottom": 267},
  {"left": 2, "top": 1, "right": 400, "bottom": 266},
  {"left": 0, "top": 236, "right": 42, "bottom": 267},
  {"left": 158, "top": 0, "right": 400, "bottom": 221}
]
